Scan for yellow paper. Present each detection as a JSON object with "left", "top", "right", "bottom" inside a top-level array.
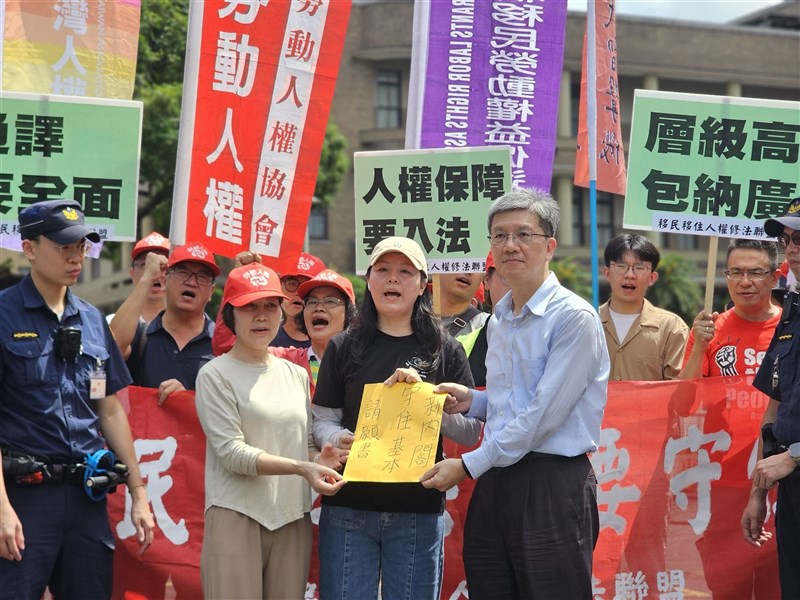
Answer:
[{"left": 343, "top": 382, "right": 445, "bottom": 483}]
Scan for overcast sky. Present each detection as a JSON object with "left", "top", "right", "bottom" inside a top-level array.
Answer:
[{"left": 566, "top": 0, "right": 784, "bottom": 24}]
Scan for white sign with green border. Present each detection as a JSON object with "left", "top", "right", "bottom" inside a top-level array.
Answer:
[
  {"left": 0, "top": 91, "right": 142, "bottom": 247},
  {"left": 354, "top": 146, "right": 512, "bottom": 274},
  {"left": 625, "top": 90, "right": 799, "bottom": 240}
]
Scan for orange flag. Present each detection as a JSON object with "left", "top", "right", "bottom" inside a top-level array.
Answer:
[{"left": 575, "top": 0, "right": 627, "bottom": 195}]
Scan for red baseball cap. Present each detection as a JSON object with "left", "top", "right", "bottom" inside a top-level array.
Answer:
[
  {"left": 222, "top": 264, "right": 288, "bottom": 307},
  {"left": 474, "top": 281, "right": 485, "bottom": 304},
  {"left": 281, "top": 252, "right": 326, "bottom": 279},
  {"left": 485, "top": 251, "right": 495, "bottom": 273},
  {"left": 296, "top": 269, "right": 356, "bottom": 304},
  {"left": 167, "top": 242, "right": 220, "bottom": 277},
  {"left": 131, "top": 232, "right": 171, "bottom": 261}
]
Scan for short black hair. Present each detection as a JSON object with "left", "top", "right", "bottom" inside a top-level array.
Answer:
[
  {"left": 221, "top": 304, "right": 236, "bottom": 334},
  {"left": 726, "top": 238, "right": 779, "bottom": 270},
  {"left": 604, "top": 233, "right": 660, "bottom": 270}
]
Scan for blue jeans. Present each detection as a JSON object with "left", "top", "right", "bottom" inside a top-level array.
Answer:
[{"left": 318, "top": 505, "right": 444, "bottom": 600}]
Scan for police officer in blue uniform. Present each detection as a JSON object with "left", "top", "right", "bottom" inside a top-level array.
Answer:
[
  {"left": 0, "top": 199, "right": 154, "bottom": 599},
  {"left": 742, "top": 196, "right": 800, "bottom": 599}
]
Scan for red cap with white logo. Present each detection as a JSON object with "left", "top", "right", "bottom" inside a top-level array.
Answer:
[
  {"left": 281, "top": 252, "right": 326, "bottom": 279},
  {"left": 296, "top": 269, "right": 355, "bottom": 304},
  {"left": 167, "top": 242, "right": 220, "bottom": 277},
  {"left": 222, "top": 264, "right": 288, "bottom": 307},
  {"left": 131, "top": 232, "right": 171, "bottom": 261}
]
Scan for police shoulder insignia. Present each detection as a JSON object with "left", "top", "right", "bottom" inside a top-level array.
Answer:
[
  {"left": 778, "top": 333, "right": 793, "bottom": 341},
  {"left": 13, "top": 331, "right": 39, "bottom": 339}
]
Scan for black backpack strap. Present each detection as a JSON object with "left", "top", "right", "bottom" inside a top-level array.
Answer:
[
  {"left": 447, "top": 306, "right": 481, "bottom": 337},
  {"left": 128, "top": 320, "right": 149, "bottom": 384}
]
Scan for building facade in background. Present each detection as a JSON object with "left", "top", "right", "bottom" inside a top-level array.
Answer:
[{"left": 44, "top": 0, "right": 800, "bottom": 311}]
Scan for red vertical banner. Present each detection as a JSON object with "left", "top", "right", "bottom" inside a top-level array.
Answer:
[
  {"left": 172, "top": 0, "right": 352, "bottom": 274},
  {"left": 108, "top": 388, "right": 205, "bottom": 599},
  {"left": 574, "top": 0, "right": 627, "bottom": 195}
]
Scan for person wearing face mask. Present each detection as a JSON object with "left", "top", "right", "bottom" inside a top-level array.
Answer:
[
  {"left": 312, "top": 237, "right": 480, "bottom": 600},
  {"left": 195, "top": 263, "right": 347, "bottom": 599}
]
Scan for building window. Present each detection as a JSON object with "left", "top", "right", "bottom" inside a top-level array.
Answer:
[
  {"left": 376, "top": 69, "right": 402, "bottom": 129},
  {"left": 572, "top": 188, "right": 616, "bottom": 247},
  {"left": 597, "top": 193, "right": 615, "bottom": 248},
  {"left": 308, "top": 203, "right": 328, "bottom": 240},
  {"left": 664, "top": 233, "right": 700, "bottom": 250},
  {"left": 572, "top": 188, "right": 585, "bottom": 245},
  {"left": 570, "top": 82, "right": 581, "bottom": 137}
]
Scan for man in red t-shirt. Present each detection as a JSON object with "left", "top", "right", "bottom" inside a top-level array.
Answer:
[{"left": 680, "top": 238, "right": 781, "bottom": 599}]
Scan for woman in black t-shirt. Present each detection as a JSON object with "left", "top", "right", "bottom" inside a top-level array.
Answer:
[{"left": 312, "top": 237, "right": 479, "bottom": 600}]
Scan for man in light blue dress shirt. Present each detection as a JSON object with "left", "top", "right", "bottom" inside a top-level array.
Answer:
[{"left": 422, "top": 187, "right": 610, "bottom": 599}]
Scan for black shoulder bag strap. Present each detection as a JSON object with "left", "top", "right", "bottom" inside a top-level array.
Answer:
[{"left": 447, "top": 306, "right": 481, "bottom": 337}]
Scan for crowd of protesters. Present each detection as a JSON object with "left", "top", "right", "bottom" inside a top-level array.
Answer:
[{"left": 2, "top": 190, "right": 799, "bottom": 600}]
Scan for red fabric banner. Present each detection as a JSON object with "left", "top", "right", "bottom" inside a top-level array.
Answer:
[
  {"left": 171, "top": 0, "right": 351, "bottom": 274},
  {"left": 108, "top": 388, "right": 205, "bottom": 599},
  {"left": 574, "top": 0, "right": 627, "bottom": 195},
  {"left": 110, "top": 379, "right": 779, "bottom": 599}
]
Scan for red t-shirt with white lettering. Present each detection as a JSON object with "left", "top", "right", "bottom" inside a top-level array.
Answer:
[{"left": 683, "top": 308, "right": 780, "bottom": 486}]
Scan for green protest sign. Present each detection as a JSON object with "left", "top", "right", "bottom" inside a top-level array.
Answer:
[
  {"left": 354, "top": 146, "right": 511, "bottom": 274},
  {"left": 625, "top": 90, "right": 799, "bottom": 239},
  {"left": 0, "top": 91, "right": 142, "bottom": 241}
]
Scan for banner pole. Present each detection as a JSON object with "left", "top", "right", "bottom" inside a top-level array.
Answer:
[
  {"left": 704, "top": 236, "right": 719, "bottom": 313},
  {"left": 587, "top": 1, "right": 599, "bottom": 309}
]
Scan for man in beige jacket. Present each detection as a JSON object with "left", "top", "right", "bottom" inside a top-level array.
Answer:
[{"left": 599, "top": 233, "right": 689, "bottom": 381}]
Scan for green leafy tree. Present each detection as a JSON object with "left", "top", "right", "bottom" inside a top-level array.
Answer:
[
  {"left": 551, "top": 256, "right": 592, "bottom": 302},
  {"left": 344, "top": 273, "right": 367, "bottom": 306},
  {"left": 134, "top": 0, "right": 189, "bottom": 232},
  {"left": 648, "top": 253, "right": 702, "bottom": 325},
  {"left": 316, "top": 123, "right": 350, "bottom": 207}
]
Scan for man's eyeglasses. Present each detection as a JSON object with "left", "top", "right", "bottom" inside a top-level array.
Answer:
[
  {"left": 724, "top": 269, "right": 773, "bottom": 281},
  {"left": 303, "top": 296, "right": 344, "bottom": 310},
  {"left": 488, "top": 231, "right": 550, "bottom": 246},
  {"left": 609, "top": 262, "right": 651, "bottom": 276},
  {"left": 281, "top": 277, "right": 301, "bottom": 292},
  {"left": 167, "top": 267, "right": 214, "bottom": 286},
  {"left": 38, "top": 238, "right": 92, "bottom": 257},
  {"left": 777, "top": 232, "right": 800, "bottom": 249}
]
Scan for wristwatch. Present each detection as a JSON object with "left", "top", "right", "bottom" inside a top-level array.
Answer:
[{"left": 789, "top": 442, "right": 800, "bottom": 467}]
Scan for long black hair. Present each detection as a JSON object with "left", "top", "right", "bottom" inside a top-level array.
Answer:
[{"left": 348, "top": 268, "right": 443, "bottom": 372}]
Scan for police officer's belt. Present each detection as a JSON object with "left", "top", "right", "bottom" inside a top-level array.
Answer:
[{"left": 1, "top": 448, "right": 86, "bottom": 485}]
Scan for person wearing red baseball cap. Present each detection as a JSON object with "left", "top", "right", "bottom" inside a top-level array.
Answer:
[
  {"left": 271, "top": 252, "right": 326, "bottom": 349},
  {"left": 273, "top": 269, "right": 358, "bottom": 397},
  {"left": 110, "top": 242, "right": 219, "bottom": 405},
  {"left": 194, "top": 263, "right": 346, "bottom": 599},
  {"left": 106, "top": 232, "right": 171, "bottom": 325}
]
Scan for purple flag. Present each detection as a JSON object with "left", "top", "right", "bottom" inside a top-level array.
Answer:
[{"left": 407, "top": 0, "right": 567, "bottom": 191}]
